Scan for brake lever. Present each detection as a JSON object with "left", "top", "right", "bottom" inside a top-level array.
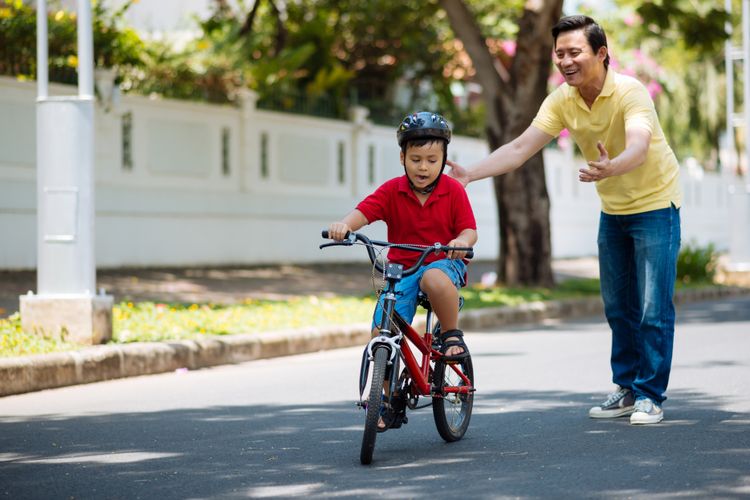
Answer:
[
  {"left": 319, "top": 242, "right": 345, "bottom": 249},
  {"left": 319, "top": 233, "right": 357, "bottom": 250}
]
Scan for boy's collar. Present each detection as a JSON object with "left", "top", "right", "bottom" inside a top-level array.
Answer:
[{"left": 397, "top": 174, "right": 449, "bottom": 197}]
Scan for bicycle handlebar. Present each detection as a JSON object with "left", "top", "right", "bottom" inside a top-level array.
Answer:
[{"left": 320, "top": 230, "right": 473, "bottom": 277}]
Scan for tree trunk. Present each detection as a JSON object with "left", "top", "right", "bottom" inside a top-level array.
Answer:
[{"left": 441, "top": 0, "right": 563, "bottom": 286}]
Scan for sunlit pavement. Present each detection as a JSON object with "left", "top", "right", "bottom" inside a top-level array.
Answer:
[{"left": 1, "top": 296, "right": 749, "bottom": 499}]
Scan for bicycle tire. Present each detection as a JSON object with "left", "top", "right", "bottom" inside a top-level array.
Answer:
[
  {"left": 360, "top": 346, "right": 389, "bottom": 465},
  {"left": 432, "top": 354, "right": 474, "bottom": 442}
]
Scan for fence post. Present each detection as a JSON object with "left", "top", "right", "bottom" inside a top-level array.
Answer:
[
  {"left": 349, "top": 105, "right": 371, "bottom": 197},
  {"left": 238, "top": 88, "right": 259, "bottom": 191}
]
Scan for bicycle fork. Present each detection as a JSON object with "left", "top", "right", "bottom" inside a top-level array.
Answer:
[{"left": 358, "top": 333, "right": 402, "bottom": 404}]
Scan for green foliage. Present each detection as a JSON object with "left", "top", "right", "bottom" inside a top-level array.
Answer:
[
  {"left": 634, "top": 1, "right": 730, "bottom": 56},
  {"left": 677, "top": 241, "right": 718, "bottom": 284},
  {"left": 92, "top": 0, "right": 144, "bottom": 68},
  {"left": 0, "top": 0, "right": 145, "bottom": 83},
  {"left": 0, "top": 0, "right": 42, "bottom": 77},
  {"left": 606, "top": 0, "right": 731, "bottom": 168},
  {"left": 0, "top": 313, "right": 78, "bottom": 358}
]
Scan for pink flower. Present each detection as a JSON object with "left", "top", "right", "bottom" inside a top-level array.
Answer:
[
  {"left": 501, "top": 41, "right": 516, "bottom": 57},
  {"left": 646, "top": 80, "right": 663, "bottom": 98},
  {"left": 557, "top": 128, "right": 571, "bottom": 150}
]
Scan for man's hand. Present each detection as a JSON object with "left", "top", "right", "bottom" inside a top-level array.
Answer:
[
  {"left": 579, "top": 141, "right": 613, "bottom": 182},
  {"left": 446, "top": 160, "right": 470, "bottom": 187},
  {"left": 328, "top": 222, "right": 351, "bottom": 241}
]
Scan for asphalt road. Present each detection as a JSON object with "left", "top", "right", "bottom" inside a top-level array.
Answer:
[{"left": 1, "top": 296, "right": 749, "bottom": 499}]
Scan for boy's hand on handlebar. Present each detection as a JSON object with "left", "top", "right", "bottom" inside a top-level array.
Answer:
[
  {"left": 328, "top": 222, "right": 352, "bottom": 241},
  {"left": 446, "top": 238, "right": 470, "bottom": 259}
]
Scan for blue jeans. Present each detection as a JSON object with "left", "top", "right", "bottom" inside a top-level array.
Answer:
[
  {"left": 373, "top": 258, "right": 467, "bottom": 328},
  {"left": 598, "top": 205, "right": 681, "bottom": 404}
]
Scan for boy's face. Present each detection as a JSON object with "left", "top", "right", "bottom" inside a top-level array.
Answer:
[{"left": 400, "top": 141, "right": 445, "bottom": 192}]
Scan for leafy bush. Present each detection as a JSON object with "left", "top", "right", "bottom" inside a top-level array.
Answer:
[
  {"left": 0, "top": 0, "right": 144, "bottom": 83},
  {"left": 677, "top": 241, "right": 717, "bottom": 284}
]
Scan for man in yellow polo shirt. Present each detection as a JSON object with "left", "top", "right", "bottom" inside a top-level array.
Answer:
[{"left": 449, "top": 15, "right": 681, "bottom": 425}]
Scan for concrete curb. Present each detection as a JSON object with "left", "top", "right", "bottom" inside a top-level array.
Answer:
[{"left": 2, "top": 286, "right": 748, "bottom": 397}]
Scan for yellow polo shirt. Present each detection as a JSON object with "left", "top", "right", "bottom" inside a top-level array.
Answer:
[{"left": 532, "top": 69, "right": 681, "bottom": 215}]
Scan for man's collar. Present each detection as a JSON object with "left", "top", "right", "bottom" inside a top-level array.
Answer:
[
  {"left": 567, "top": 68, "right": 615, "bottom": 106},
  {"left": 599, "top": 68, "right": 616, "bottom": 97}
]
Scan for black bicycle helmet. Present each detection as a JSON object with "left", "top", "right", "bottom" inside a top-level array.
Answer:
[
  {"left": 396, "top": 111, "right": 452, "bottom": 147},
  {"left": 397, "top": 111, "right": 452, "bottom": 195}
]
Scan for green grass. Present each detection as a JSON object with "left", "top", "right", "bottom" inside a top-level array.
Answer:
[
  {"left": 112, "top": 296, "right": 377, "bottom": 343},
  {"left": 461, "top": 278, "right": 600, "bottom": 309},
  {"left": 0, "top": 277, "right": 722, "bottom": 358},
  {"left": 0, "top": 313, "right": 80, "bottom": 357}
]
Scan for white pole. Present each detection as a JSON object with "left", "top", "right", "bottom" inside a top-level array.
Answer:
[
  {"left": 21, "top": 0, "right": 112, "bottom": 345},
  {"left": 743, "top": 0, "right": 750, "bottom": 175},
  {"left": 36, "top": 0, "right": 48, "bottom": 99},
  {"left": 77, "top": 0, "right": 95, "bottom": 98}
]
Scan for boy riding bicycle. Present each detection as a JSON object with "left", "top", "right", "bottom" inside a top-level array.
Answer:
[{"left": 327, "top": 111, "right": 478, "bottom": 362}]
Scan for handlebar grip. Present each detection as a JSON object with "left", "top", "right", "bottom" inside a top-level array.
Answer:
[
  {"left": 321, "top": 229, "right": 352, "bottom": 239},
  {"left": 466, "top": 250, "right": 474, "bottom": 259}
]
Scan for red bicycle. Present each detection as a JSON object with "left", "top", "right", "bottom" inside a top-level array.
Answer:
[{"left": 321, "top": 231, "right": 475, "bottom": 465}]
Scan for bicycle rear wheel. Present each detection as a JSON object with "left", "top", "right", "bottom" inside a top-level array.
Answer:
[
  {"left": 432, "top": 354, "right": 474, "bottom": 442},
  {"left": 361, "top": 346, "right": 389, "bottom": 465}
]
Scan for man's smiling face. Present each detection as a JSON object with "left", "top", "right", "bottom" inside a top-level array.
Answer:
[{"left": 553, "top": 28, "right": 607, "bottom": 88}]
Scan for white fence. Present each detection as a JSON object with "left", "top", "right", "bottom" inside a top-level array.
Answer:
[{"left": 0, "top": 76, "right": 731, "bottom": 270}]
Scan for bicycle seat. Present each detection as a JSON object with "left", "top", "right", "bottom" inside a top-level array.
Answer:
[{"left": 416, "top": 291, "right": 432, "bottom": 311}]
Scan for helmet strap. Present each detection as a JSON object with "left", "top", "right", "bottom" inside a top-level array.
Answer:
[{"left": 408, "top": 174, "right": 440, "bottom": 195}]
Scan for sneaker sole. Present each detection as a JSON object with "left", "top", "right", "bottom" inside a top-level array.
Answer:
[
  {"left": 589, "top": 406, "right": 635, "bottom": 419},
  {"left": 630, "top": 412, "right": 664, "bottom": 425}
]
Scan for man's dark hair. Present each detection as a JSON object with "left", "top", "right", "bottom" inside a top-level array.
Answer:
[{"left": 552, "top": 15, "right": 609, "bottom": 69}]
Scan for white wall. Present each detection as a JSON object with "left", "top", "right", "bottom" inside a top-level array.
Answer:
[{"left": 0, "top": 76, "right": 732, "bottom": 270}]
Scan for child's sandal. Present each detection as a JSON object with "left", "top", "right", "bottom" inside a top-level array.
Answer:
[{"left": 439, "top": 328, "right": 470, "bottom": 363}]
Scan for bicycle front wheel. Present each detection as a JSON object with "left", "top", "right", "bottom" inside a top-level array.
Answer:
[
  {"left": 432, "top": 355, "right": 474, "bottom": 442},
  {"left": 360, "top": 346, "right": 388, "bottom": 465}
]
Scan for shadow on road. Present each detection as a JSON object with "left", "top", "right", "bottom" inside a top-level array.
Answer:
[{"left": 2, "top": 389, "right": 748, "bottom": 499}]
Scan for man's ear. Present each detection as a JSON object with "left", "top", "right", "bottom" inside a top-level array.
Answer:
[{"left": 598, "top": 46, "right": 608, "bottom": 62}]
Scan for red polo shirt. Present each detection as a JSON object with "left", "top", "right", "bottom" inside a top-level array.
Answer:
[{"left": 356, "top": 175, "right": 476, "bottom": 268}]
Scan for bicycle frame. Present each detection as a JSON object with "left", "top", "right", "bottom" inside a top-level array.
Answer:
[
  {"left": 391, "top": 312, "right": 473, "bottom": 397},
  {"left": 360, "top": 266, "right": 473, "bottom": 402},
  {"left": 320, "top": 231, "right": 475, "bottom": 401}
]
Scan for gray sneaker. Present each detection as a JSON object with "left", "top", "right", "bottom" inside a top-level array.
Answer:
[
  {"left": 589, "top": 386, "right": 635, "bottom": 418},
  {"left": 630, "top": 398, "right": 664, "bottom": 425}
]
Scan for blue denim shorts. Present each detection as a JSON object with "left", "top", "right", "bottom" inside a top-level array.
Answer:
[{"left": 372, "top": 258, "right": 467, "bottom": 328}]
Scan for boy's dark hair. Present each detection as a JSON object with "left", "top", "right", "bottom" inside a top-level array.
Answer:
[
  {"left": 551, "top": 15, "right": 609, "bottom": 69},
  {"left": 400, "top": 137, "right": 448, "bottom": 167}
]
